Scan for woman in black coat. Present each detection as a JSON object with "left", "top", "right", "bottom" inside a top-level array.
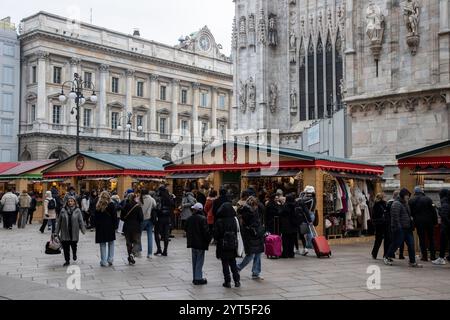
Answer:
[
  {"left": 265, "top": 194, "right": 280, "bottom": 234},
  {"left": 93, "top": 191, "right": 118, "bottom": 267},
  {"left": 154, "top": 186, "right": 175, "bottom": 256},
  {"left": 371, "top": 193, "right": 389, "bottom": 260},
  {"left": 280, "top": 194, "right": 298, "bottom": 258},
  {"left": 214, "top": 202, "right": 241, "bottom": 288},
  {"left": 120, "top": 193, "right": 143, "bottom": 265},
  {"left": 237, "top": 197, "right": 265, "bottom": 280}
]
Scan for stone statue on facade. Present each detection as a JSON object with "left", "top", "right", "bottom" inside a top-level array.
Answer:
[
  {"left": 258, "top": 9, "right": 267, "bottom": 45},
  {"left": 269, "top": 84, "right": 278, "bottom": 113},
  {"left": 239, "top": 16, "right": 247, "bottom": 48},
  {"left": 239, "top": 80, "right": 247, "bottom": 113},
  {"left": 366, "top": 2, "right": 385, "bottom": 61},
  {"left": 289, "top": 31, "right": 297, "bottom": 50},
  {"left": 290, "top": 88, "right": 298, "bottom": 114},
  {"left": 247, "top": 77, "right": 256, "bottom": 112},
  {"left": 268, "top": 14, "right": 278, "bottom": 47},
  {"left": 403, "top": 0, "right": 420, "bottom": 55}
]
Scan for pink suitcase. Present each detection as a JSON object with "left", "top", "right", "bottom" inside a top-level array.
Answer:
[{"left": 265, "top": 234, "right": 282, "bottom": 259}]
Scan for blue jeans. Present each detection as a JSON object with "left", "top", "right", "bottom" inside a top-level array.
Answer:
[
  {"left": 140, "top": 219, "right": 154, "bottom": 256},
  {"left": 238, "top": 253, "right": 262, "bottom": 277},
  {"left": 99, "top": 241, "right": 115, "bottom": 266},
  {"left": 192, "top": 249, "right": 205, "bottom": 281},
  {"left": 306, "top": 212, "right": 315, "bottom": 249},
  {"left": 387, "top": 228, "right": 416, "bottom": 263}
]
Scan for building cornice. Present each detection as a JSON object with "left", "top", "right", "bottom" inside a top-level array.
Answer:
[{"left": 20, "top": 31, "right": 233, "bottom": 82}]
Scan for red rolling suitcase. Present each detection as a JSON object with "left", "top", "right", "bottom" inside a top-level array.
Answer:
[
  {"left": 310, "top": 225, "right": 332, "bottom": 258},
  {"left": 265, "top": 216, "right": 282, "bottom": 259}
]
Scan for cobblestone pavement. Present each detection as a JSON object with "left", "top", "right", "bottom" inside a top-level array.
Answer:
[{"left": 0, "top": 224, "right": 449, "bottom": 300}]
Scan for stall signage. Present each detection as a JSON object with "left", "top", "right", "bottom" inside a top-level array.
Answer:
[
  {"left": 308, "top": 124, "right": 320, "bottom": 147},
  {"left": 75, "top": 156, "right": 85, "bottom": 171}
]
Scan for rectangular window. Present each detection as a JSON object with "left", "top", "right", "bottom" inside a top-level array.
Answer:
[
  {"left": 112, "top": 77, "right": 119, "bottom": 93},
  {"left": 84, "top": 72, "right": 92, "bottom": 86},
  {"left": 3, "top": 44, "right": 14, "bottom": 57},
  {"left": 1, "top": 149, "right": 11, "bottom": 162},
  {"left": 1, "top": 119, "right": 13, "bottom": 136},
  {"left": 3, "top": 66, "right": 14, "bottom": 85},
  {"left": 136, "top": 115, "right": 143, "bottom": 129},
  {"left": 219, "top": 95, "right": 226, "bottom": 109},
  {"left": 83, "top": 109, "right": 91, "bottom": 128},
  {"left": 31, "top": 105, "right": 36, "bottom": 122},
  {"left": 181, "top": 120, "right": 189, "bottom": 136},
  {"left": 111, "top": 112, "right": 119, "bottom": 130},
  {"left": 2, "top": 93, "right": 13, "bottom": 111},
  {"left": 159, "top": 117, "right": 166, "bottom": 134},
  {"left": 52, "top": 105, "right": 61, "bottom": 124},
  {"left": 201, "top": 122, "right": 208, "bottom": 137},
  {"left": 160, "top": 86, "right": 166, "bottom": 101},
  {"left": 181, "top": 89, "right": 188, "bottom": 104},
  {"left": 53, "top": 66, "right": 62, "bottom": 84},
  {"left": 137, "top": 81, "right": 144, "bottom": 97},
  {"left": 201, "top": 92, "right": 208, "bottom": 107},
  {"left": 32, "top": 66, "right": 37, "bottom": 84}
]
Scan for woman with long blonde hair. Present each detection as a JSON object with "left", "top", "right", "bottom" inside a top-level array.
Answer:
[{"left": 93, "top": 191, "right": 118, "bottom": 267}]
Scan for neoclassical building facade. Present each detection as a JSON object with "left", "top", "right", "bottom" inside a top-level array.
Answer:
[
  {"left": 233, "top": 0, "right": 450, "bottom": 177},
  {"left": 19, "top": 12, "right": 233, "bottom": 161}
]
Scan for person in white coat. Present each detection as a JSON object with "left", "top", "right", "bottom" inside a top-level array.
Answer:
[
  {"left": 1, "top": 187, "right": 19, "bottom": 230},
  {"left": 39, "top": 191, "right": 57, "bottom": 233}
]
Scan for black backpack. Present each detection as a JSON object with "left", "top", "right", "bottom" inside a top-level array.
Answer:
[
  {"left": 47, "top": 199, "right": 56, "bottom": 210},
  {"left": 222, "top": 230, "right": 238, "bottom": 251}
]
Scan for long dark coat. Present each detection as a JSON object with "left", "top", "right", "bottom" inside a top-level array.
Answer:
[
  {"left": 239, "top": 205, "right": 265, "bottom": 255},
  {"left": 94, "top": 202, "right": 118, "bottom": 244},
  {"left": 121, "top": 201, "right": 144, "bottom": 234},
  {"left": 214, "top": 203, "right": 239, "bottom": 260}
]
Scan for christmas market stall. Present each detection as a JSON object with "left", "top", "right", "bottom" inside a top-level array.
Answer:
[{"left": 164, "top": 142, "right": 384, "bottom": 237}]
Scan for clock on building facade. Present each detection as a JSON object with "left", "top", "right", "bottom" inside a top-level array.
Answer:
[{"left": 199, "top": 35, "right": 211, "bottom": 52}]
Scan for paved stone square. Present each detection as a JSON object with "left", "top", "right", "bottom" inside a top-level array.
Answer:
[{"left": 0, "top": 224, "right": 449, "bottom": 300}]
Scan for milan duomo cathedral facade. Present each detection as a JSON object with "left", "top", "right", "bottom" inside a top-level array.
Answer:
[{"left": 232, "top": 0, "right": 450, "bottom": 180}]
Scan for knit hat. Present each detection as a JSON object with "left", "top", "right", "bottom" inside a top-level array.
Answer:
[
  {"left": 399, "top": 188, "right": 411, "bottom": 199},
  {"left": 414, "top": 186, "right": 424, "bottom": 194}
]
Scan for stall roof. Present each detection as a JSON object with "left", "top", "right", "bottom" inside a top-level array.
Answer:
[
  {"left": 396, "top": 140, "right": 450, "bottom": 160},
  {"left": 0, "top": 163, "right": 19, "bottom": 174},
  {"left": 165, "top": 142, "right": 384, "bottom": 175},
  {"left": 0, "top": 159, "right": 58, "bottom": 179},
  {"left": 80, "top": 152, "right": 169, "bottom": 172}
]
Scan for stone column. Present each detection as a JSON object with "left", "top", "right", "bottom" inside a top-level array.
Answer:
[
  {"left": 149, "top": 74, "right": 159, "bottom": 140},
  {"left": 98, "top": 64, "right": 109, "bottom": 136},
  {"left": 439, "top": 0, "right": 450, "bottom": 83},
  {"left": 192, "top": 82, "right": 201, "bottom": 141},
  {"left": 211, "top": 87, "right": 218, "bottom": 133},
  {"left": 36, "top": 51, "right": 49, "bottom": 130},
  {"left": 440, "top": 0, "right": 450, "bottom": 32},
  {"left": 125, "top": 70, "right": 134, "bottom": 115},
  {"left": 171, "top": 79, "right": 180, "bottom": 142}
]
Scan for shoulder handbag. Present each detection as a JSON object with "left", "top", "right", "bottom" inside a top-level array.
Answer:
[
  {"left": 300, "top": 223, "right": 309, "bottom": 235},
  {"left": 235, "top": 217, "right": 245, "bottom": 258},
  {"left": 122, "top": 204, "right": 139, "bottom": 221}
]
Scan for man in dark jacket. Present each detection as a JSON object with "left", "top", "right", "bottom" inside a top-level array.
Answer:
[
  {"left": 433, "top": 189, "right": 450, "bottom": 265},
  {"left": 265, "top": 194, "right": 280, "bottom": 234},
  {"left": 385, "top": 188, "right": 422, "bottom": 268},
  {"left": 409, "top": 186, "right": 437, "bottom": 261},
  {"left": 280, "top": 194, "right": 299, "bottom": 259},
  {"left": 214, "top": 202, "right": 241, "bottom": 288},
  {"left": 185, "top": 203, "right": 211, "bottom": 285}
]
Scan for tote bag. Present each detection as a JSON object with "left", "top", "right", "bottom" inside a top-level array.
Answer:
[{"left": 235, "top": 217, "right": 245, "bottom": 258}]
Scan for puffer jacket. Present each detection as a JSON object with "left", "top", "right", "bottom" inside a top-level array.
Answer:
[
  {"left": 238, "top": 204, "right": 265, "bottom": 255},
  {"left": 141, "top": 194, "right": 156, "bottom": 221},
  {"left": 181, "top": 192, "right": 196, "bottom": 221},
  {"left": 390, "top": 198, "right": 413, "bottom": 231},
  {"left": 44, "top": 197, "right": 57, "bottom": 220},
  {"left": 1, "top": 192, "right": 18, "bottom": 212},
  {"left": 409, "top": 193, "right": 437, "bottom": 226}
]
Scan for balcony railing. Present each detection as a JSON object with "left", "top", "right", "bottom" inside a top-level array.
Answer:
[{"left": 52, "top": 124, "right": 63, "bottom": 131}]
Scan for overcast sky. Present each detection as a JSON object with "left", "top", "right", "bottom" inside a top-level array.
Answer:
[{"left": 3, "top": 0, "right": 235, "bottom": 55}]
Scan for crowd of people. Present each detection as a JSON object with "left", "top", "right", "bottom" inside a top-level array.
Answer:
[
  {"left": 2, "top": 183, "right": 450, "bottom": 288},
  {"left": 371, "top": 187, "right": 450, "bottom": 267}
]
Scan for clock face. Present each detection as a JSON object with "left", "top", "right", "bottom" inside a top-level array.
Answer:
[{"left": 199, "top": 35, "right": 211, "bottom": 51}]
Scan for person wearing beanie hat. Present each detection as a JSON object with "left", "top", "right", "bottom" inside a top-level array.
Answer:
[
  {"left": 409, "top": 186, "right": 438, "bottom": 262},
  {"left": 433, "top": 189, "right": 450, "bottom": 265},
  {"left": 385, "top": 188, "right": 423, "bottom": 268},
  {"left": 185, "top": 202, "right": 211, "bottom": 285}
]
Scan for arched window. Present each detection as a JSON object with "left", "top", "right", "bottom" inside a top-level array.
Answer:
[
  {"left": 299, "top": 39, "right": 307, "bottom": 121},
  {"left": 326, "top": 33, "right": 334, "bottom": 117},
  {"left": 335, "top": 31, "right": 343, "bottom": 110},
  {"left": 307, "top": 37, "right": 315, "bottom": 120},
  {"left": 317, "top": 35, "right": 324, "bottom": 119},
  {"left": 49, "top": 150, "right": 68, "bottom": 161}
]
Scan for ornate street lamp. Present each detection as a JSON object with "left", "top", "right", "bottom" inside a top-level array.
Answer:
[
  {"left": 59, "top": 73, "right": 97, "bottom": 154},
  {"left": 117, "top": 112, "right": 143, "bottom": 155}
]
